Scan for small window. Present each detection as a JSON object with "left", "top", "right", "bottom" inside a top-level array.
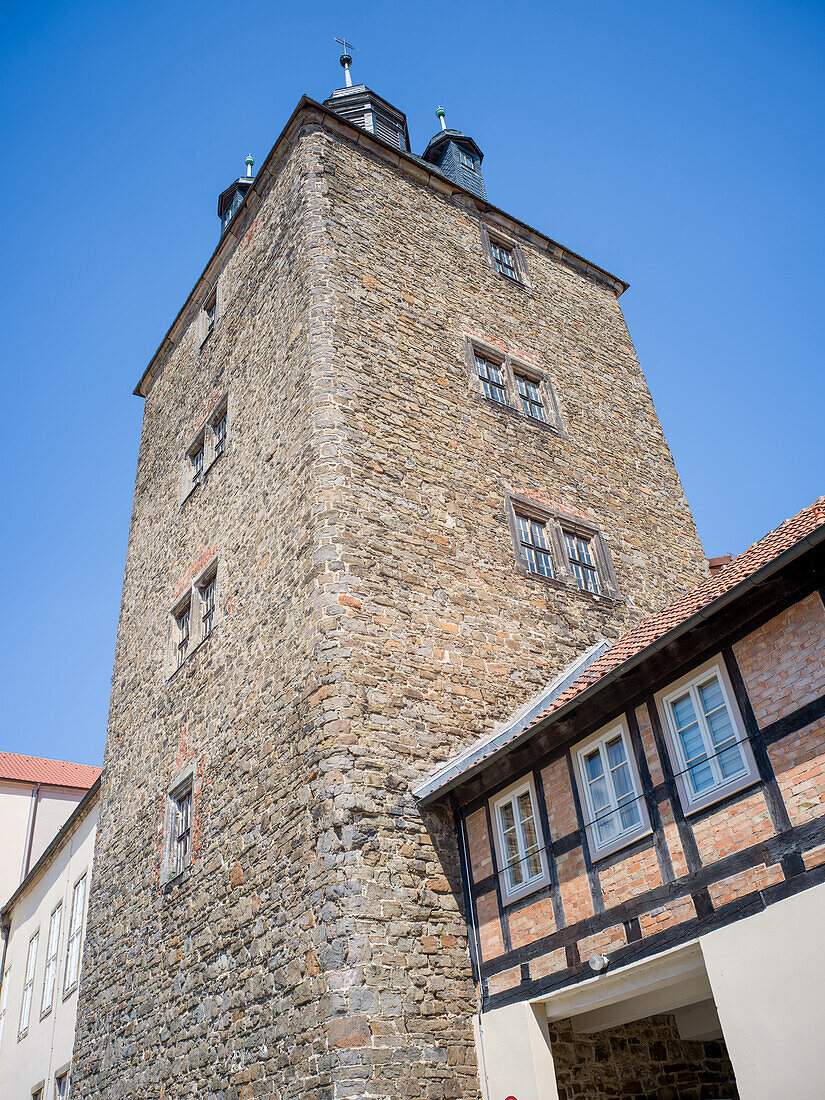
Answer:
[
  {"left": 514, "top": 513, "right": 553, "bottom": 579},
  {"left": 574, "top": 719, "right": 651, "bottom": 859},
  {"left": 657, "top": 658, "right": 758, "bottom": 814},
  {"left": 175, "top": 600, "right": 191, "bottom": 670},
  {"left": 180, "top": 396, "right": 229, "bottom": 504},
  {"left": 459, "top": 148, "right": 477, "bottom": 171},
  {"left": 491, "top": 241, "right": 517, "bottom": 280},
  {"left": 0, "top": 966, "right": 9, "bottom": 1048},
  {"left": 200, "top": 573, "right": 216, "bottom": 641},
  {"left": 19, "top": 930, "right": 39, "bottom": 1037},
  {"left": 475, "top": 353, "right": 508, "bottom": 405},
  {"left": 41, "top": 903, "right": 62, "bottom": 1016},
  {"left": 507, "top": 495, "right": 620, "bottom": 599},
  {"left": 564, "top": 531, "right": 599, "bottom": 594},
  {"left": 173, "top": 784, "right": 192, "bottom": 877},
  {"left": 515, "top": 374, "right": 547, "bottom": 422},
  {"left": 190, "top": 441, "right": 204, "bottom": 488},
  {"left": 490, "top": 776, "right": 550, "bottom": 904},
  {"left": 201, "top": 288, "right": 217, "bottom": 345},
  {"left": 213, "top": 409, "right": 227, "bottom": 459},
  {"left": 33, "top": 1089, "right": 43, "bottom": 1100},
  {"left": 54, "top": 1074, "right": 69, "bottom": 1100},
  {"left": 63, "top": 874, "right": 86, "bottom": 994}
]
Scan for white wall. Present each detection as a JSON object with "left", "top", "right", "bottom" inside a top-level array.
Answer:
[
  {"left": 702, "top": 880, "right": 825, "bottom": 1100},
  {"left": 0, "top": 800, "right": 97, "bottom": 1098},
  {"left": 0, "top": 783, "right": 88, "bottom": 910}
]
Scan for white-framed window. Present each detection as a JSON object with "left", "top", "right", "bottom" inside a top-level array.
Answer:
[
  {"left": 515, "top": 373, "right": 547, "bottom": 422},
  {"left": 173, "top": 597, "right": 191, "bottom": 670},
  {"left": 63, "top": 874, "right": 86, "bottom": 995},
  {"left": 491, "top": 240, "right": 518, "bottom": 280},
  {"left": 180, "top": 397, "right": 230, "bottom": 504},
  {"left": 18, "top": 930, "right": 39, "bottom": 1037},
  {"left": 40, "top": 903, "right": 62, "bottom": 1016},
  {"left": 573, "top": 718, "right": 651, "bottom": 859},
  {"left": 161, "top": 766, "right": 197, "bottom": 886},
  {"left": 514, "top": 513, "right": 554, "bottom": 579},
  {"left": 54, "top": 1072, "right": 69, "bottom": 1100},
  {"left": 0, "top": 965, "right": 10, "bottom": 1048},
  {"left": 475, "top": 351, "right": 509, "bottom": 405},
  {"left": 656, "top": 657, "right": 758, "bottom": 814},
  {"left": 458, "top": 148, "right": 478, "bottom": 171},
  {"left": 490, "top": 776, "right": 550, "bottom": 904},
  {"left": 199, "top": 571, "right": 216, "bottom": 641},
  {"left": 564, "top": 530, "right": 600, "bottom": 594},
  {"left": 199, "top": 286, "right": 218, "bottom": 346}
]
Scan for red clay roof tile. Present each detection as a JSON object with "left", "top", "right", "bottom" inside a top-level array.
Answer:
[{"left": 0, "top": 751, "right": 101, "bottom": 789}]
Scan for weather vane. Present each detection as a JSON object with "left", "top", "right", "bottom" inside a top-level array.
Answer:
[{"left": 334, "top": 36, "right": 358, "bottom": 88}]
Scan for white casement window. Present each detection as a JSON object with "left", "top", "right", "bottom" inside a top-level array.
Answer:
[
  {"left": 475, "top": 352, "right": 509, "bottom": 405},
  {"left": 657, "top": 657, "right": 758, "bottom": 814},
  {"left": 174, "top": 598, "right": 191, "bottom": 670},
  {"left": 574, "top": 718, "right": 651, "bottom": 859},
  {"left": 564, "top": 530, "right": 600, "bottom": 594},
  {"left": 63, "top": 874, "right": 87, "bottom": 995},
  {"left": 458, "top": 148, "right": 478, "bottom": 171},
  {"left": 40, "top": 903, "right": 62, "bottom": 1016},
  {"left": 514, "top": 513, "right": 554, "bottom": 579},
  {"left": 18, "top": 930, "right": 39, "bottom": 1037},
  {"left": 465, "top": 338, "right": 564, "bottom": 433},
  {"left": 480, "top": 225, "right": 531, "bottom": 287},
  {"left": 0, "top": 965, "right": 9, "bottom": 1048},
  {"left": 55, "top": 1073, "right": 69, "bottom": 1099},
  {"left": 515, "top": 373, "right": 547, "bottom": 422},
  {"left": 199, "top": 286, "right": 218, "bottom": 346},
  {"left": 490, "top": 776, "right": 550, "bottom": 904},
  {"left": 173, "top": 784, "right": 192, "bottom": 877},
  {"left": 199, "top": 573, "right": 216, "bottom": 641},
  {"left": 181, "top": 397, "right": 230, "bottom": 504}
]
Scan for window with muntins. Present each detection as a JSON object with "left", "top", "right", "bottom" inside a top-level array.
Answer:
[
  {"left": 564, "top": 531, "right": 599, "bottom": 594},
  {"left": 181, "top": 397, "right": 229, "bottom": 504},
  {"left": 173, "top": 786, "right": 192, "bottom": 877},
  {"left": 200, "top": 574, "right": 216, "bottom": 641},
  {"left": 515, "top": 514, "right": 553, "bottom": 578},
  {"left": 55, "top": 1073, "right": 69, "bottom": 1100},
  {"left": 515, "top": 374, "right": 547, "bottom": 422},
  {"left": 168, "top": 562, "right": 218, "bottom": 675},
  {"left": 459, "top": 148, "right": 477, "bottom": 170},
  {"left": 491, "top": 241, "right": 517, "bottom": 279},
  {"left": 175, "top": 601, "right": 191, "bottom": 669},
  {"left": 19, "top": 930, "right": 38, "bottom": 1036},
  {"left": 574, "top": 719, "right": 650, "bottom": 859},
  {"left": 658, "top": 660, "right": 757, "bottom": 812},
  {"left": 490, "top": 777, "right": 550, "bottom": 904},
  {"left": 41, "top": 903, "right": 62, "bottom": 1016},
  {"left": 63, "top": 874, "right": 86, "bottom": 994},
  {"left": 475, "top": 353, "right": 508, "bottom": 405}
]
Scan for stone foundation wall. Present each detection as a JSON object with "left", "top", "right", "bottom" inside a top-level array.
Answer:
[{"left": 548, "top": 1014, "right": 739, "bottom": 1099}]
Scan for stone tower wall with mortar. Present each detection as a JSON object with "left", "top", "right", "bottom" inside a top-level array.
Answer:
[{"left": 72, "top": 102, "right": 708, "bottom": 1100}]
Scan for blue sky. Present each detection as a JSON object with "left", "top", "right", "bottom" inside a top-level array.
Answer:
[{"left": 1, "top": 1, "right": 823, "bottom": 766}]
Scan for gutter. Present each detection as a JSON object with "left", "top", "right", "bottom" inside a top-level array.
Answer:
[
  {"left": 133, "top": 96, "right": 628, "bottom": 399},
  {"left": 416, "top": 524, "right": 825, "bottom": 806}
]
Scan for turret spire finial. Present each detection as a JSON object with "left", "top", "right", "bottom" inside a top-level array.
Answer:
[
  {"left": 334, "top": 36, "right": 358, "bottom": 88},
  {"left": 436, "top": 106, "right": 447, "bottom": 131},
  {"left": 245, "top": 155, "right": 254, "bottom": 178}
]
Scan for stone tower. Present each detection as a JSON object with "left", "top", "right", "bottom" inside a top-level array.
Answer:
[{"left": 72, "top": 64, "right": 708, "bottom": 1099}]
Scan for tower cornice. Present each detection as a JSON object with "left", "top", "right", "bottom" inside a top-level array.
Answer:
[{"left": 134, "top": 96, "right": 628, "bottom": 398}]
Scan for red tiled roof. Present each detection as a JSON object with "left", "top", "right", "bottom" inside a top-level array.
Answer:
[
  {"left": 0, "top": 751, "right": 101, "bottom": 789},
  {"left": 523, "top": 494, "right": 825, "bottom": 734}
]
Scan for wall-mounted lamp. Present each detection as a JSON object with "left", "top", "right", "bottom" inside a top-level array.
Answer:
[{"left": 588, "top": 953, "right": 609, "bottom": 973}]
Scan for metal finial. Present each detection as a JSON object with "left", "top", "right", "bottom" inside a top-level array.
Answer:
[
  {"left": 245, "top": 155, "right": 254, "bottom": 178},
  {"left": 436, "top": 106, "right": 447, "bottom": 132},
  {"left": 334, "top": 36, "right": 358, "bottom": 88}
]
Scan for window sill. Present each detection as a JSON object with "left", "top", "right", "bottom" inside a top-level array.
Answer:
[
  {"left": 494, "top": 269, "right": 531, "bottom": 292},
  {"left": 499, "top": 870, "right": 551, "bottom": 907},
  {"left": 166, "top": 631, "right": 215, "bottom": 682},
  {"left": 474, "top": 392, "right": 566, "bottom": 438},
  {"left": 588, "top": 825, "right": 653, "bottom": 864},
  {"left": 39, "top": 1005, "right": 53, "bottom": 1022},
  {"left": 62, "top": 984, "right": 77, "bottom": 1003},
  {"left": 681, "top": 774, "right": 761, "bottom": 818},
  {"left": 514, "top": 562, "right": 621, "bottom": 604},
  {"left": 161, "top": 866, "right": 191, "bottom": 893},
  {"left": 180, "top": 448, "right": 224, "bottom": 509}
]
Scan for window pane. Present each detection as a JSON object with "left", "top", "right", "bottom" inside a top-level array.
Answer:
[
  {"left": 611, "top": 761, "right": 634, "bottom": 801},
  {"left": 619, "top": 800, "right": 641, "bottom": 829},
  {"left": 534, "top": 550, "right": 553, "bottom": 578},
  {"left": 672, "top": 693, "right": 697, "bottom": 731},
  {"left": 595, "top": 809, "right": 620, "bottom": 843},
  {"left": 530, "top": 522, "right": 548, "bottom": 549},
  {"left": 584, "top": 751, "right": 604, "bottom": 782},
  {"left": 605, "top": 736, "right": 627, "bottom": 770},
  {"left": 588, "top": 775, "right": 611, "bottom": 814}
]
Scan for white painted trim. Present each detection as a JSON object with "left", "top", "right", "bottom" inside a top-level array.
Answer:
[
  {"left": 490, "top": 775, "right": 551, "bottom": 905},
  {"left": 655, "top": 655, "right": 758, "bottom": 815},
  {"left": 572, "top": 716, "right": 652, "bottom": 861}
]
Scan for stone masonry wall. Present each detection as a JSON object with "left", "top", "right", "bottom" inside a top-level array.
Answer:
[{"left": 74, "top": 104, "right": 709, "bottom": 1100}]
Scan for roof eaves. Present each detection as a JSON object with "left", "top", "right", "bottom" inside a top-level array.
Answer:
[
  {"left": 416, "top": 520, "right": 825, "bottom": 806},
  {"left": 1, "top": 776, "right": 101, "bottom": 924}
]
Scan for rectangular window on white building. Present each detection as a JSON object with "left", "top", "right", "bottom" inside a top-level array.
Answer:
[
  {"left": 490, "top": 776, "right": 550, "bottom": 904},
  {"left": 574, "top": 718, "right": 651, "bottom": 859},
  {"left": 63, "top": 874, "right": 86, "bottom": 995},
  {"left": 40, "top": 903, "right": 62, "bottom": 1016},
  {"left": 55, "top": 1073, "right": 69, "bottom": 1100},
  {"left": 18, "top": 930, "right": 39, "bottom": 1037},
  {"left": 657, "top": 657, "right": 758, "bottom": 814}
]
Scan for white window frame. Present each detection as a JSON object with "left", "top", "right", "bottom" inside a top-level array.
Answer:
[
  {"left": 180, "top": 396, "right": 230, "bottom": 504},
  {"left": 54, "top": 1071, "right": 69, "bottom": 1100},
  {"left": 489, "top": 775, "right": 550, "bottom": 905},
  {"left": 480, "top": 224, "right": 532, "bottom": 288},
  {"left": 40, "top": 902, "right": 62, "bottom": 1017},
  {"left": 199, "top": 284, "right": 220, "bottom": 346},
  {"left": 573, "top": 717, "right": 652, "bottom": 860},
  {"left": 63, "top": 873, "right": 87, "bottom": 997},
  {"left": 464, "top": 337, "right": 565, "bottom": 434},
  {"left": 656, "top": 656, "right": 759, "bottom": 815},
  {"left": 161, "top": 764, "right": 197, "bottom": 886},
  {"left": 0, "top": 965, "right": 10, "bottom": 1048},
  {"left": 18, "top": 929, "right": 39, "bottom": 1038}
]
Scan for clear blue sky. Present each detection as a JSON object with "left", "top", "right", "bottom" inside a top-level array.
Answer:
[{"left": 1, "top": 1, "right": 823, "bottom": 767}]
